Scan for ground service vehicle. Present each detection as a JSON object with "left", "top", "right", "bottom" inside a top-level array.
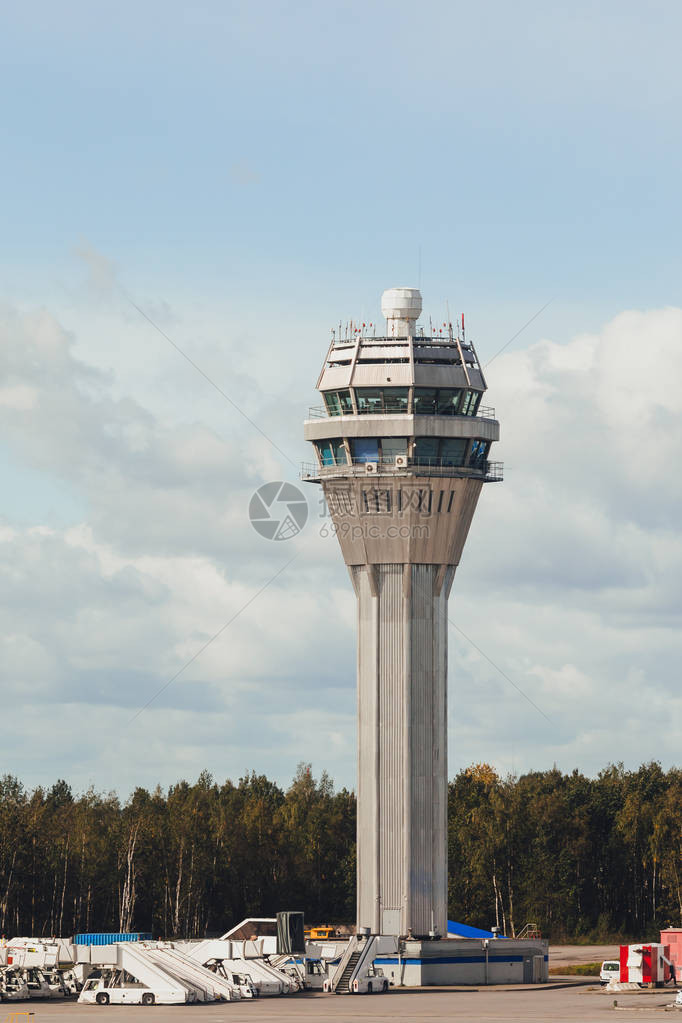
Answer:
[
  {"left": 304, "top": 926, "right": 335, "bottom": 941},
  {"left": 78, "top": 969, "right": 190, "bottom": 1006},
  {"left": 352, "top": 965, "right": 389, "bottom": 993},
  {"left": 228, "top": 973, "right": 257, "bottom": 998},
  {"left": 600, "top": 960, "right": 620, "bottom": 984}
]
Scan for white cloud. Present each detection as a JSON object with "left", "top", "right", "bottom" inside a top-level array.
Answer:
[
  {"left": 0, "top": 384, "right": 38, "bottom": 410},
  {"left": 0, "top": 301, "right": 680, "bottom": 793},
  {"left": 450, "top": 306, "right": 682, "bottom": 776}
]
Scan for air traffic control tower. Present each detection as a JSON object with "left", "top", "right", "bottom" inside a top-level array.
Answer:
[{"left": 303, "top": 288, "right": 501, "bottom": 939}]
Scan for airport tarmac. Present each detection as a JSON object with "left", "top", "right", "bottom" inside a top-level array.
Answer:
[
  {"left": 15, "top": 980, "right": 680, "bottom": 1023},
  {"left": 549, "top": 943, "right": 620, "bottom": 966}
]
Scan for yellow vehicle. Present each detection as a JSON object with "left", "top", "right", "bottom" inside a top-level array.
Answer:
[{"left": 304, "top": 926, "right": 335, "bottom": 941}]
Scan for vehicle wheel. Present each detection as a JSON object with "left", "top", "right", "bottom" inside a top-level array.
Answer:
[
  {"left": 142, "top": 992, "right": 155, "bottom": 1005},
  {"left": 367, "top": 982, "right": 372, "bottom": 994},
  {"left": 383, "top": 981, "right": 388, "bottom": 992},
  {"left": 96, "top": 992, "right": 110, "bottom": 1005}
]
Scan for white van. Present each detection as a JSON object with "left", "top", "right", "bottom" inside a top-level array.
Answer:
[{"left": 600, "top": 960, "right": 620, "bottom": 984}]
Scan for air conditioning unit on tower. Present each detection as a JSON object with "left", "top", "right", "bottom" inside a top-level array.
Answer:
[
  {"left": 365, "top": 462, "right": 378, "bottom": 474},
  {"left": 395, "top": 455, "right": 407, "bottom": 468}
]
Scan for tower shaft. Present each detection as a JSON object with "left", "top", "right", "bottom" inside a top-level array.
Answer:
[
  {"left": 321, "top": 473, "right": 484, "bottom": 936},
  {"left": 353, "top": 563, "right": 452, "bottom": 937}
]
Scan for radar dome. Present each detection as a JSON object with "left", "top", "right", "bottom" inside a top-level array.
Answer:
[{"left": 381, "top": 287, "right": 422, "bottom": 323}]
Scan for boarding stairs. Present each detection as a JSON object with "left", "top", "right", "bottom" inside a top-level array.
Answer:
[
  {"left": 268, "top": 954, "right": 292, "bottom": 970},
  {"left": 335, "top": 952, "right": 360, "bottom": 993},
  {"left": 330, "top": 935, "right": 376, "bottom": 994},
  {"left": 182, "top": 939, "right": 297, "bottom": 995},
  {"left": 139, "top": 945, "right": 239, "bottom": 1002}
]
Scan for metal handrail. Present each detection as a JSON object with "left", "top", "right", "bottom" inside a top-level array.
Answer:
[
  {"left": 330, "top": 335, "right": 477, "bottom": 347},
  {"left": 301, "top": 459, "right": 503, "bottom": 482},
  {"left": 307, "top": 404, "right": 496, "bottom": 420}
]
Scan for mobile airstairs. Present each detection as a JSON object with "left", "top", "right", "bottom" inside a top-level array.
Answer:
[
  {"left": 180, "top": 938, "right": 299, "bottom": 995},
  {"left": 325, "top": 934, "right": 389, "bottom": 994},
  {"left": 134, "top": 945, "right": 239, "bottom": 1002},
  {"left": 0, "top": 941, "right": 73, "bottom": 1002},
  {"left": 77, "top": 942, "right": 241, "bottom": 1004}
]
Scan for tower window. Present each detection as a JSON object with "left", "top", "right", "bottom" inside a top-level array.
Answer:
[
  {"left": 317, "top": 440, "right": 335, "bottom": 465},
  {"left": 350, "top": 438, "right": 380, "bottom": 463},
  {"left": 355, "top": 357, "right": 410, "bottom": 364},
  {"left": 413, "top": 437, "right": 468, "bottom": 466},
  {"left": 355, "top": 388, "right": 383, "bottom": 415},
  {"left": 436, "top": 389, "right": 462, "bottom": 415},
  {"left": 355, "top": 387, "right": 409, "bottom": 414},
  {"left": 414, "top": 388, "right": 465, "bottom": 415},
  {"left": 440, "top": 438, "right": 467, "bottom": 466},
  {"left": 413, "top": 437, "right": 440, "bottom": 464},
  {"left": 323, "top": 389, "right": 353, "bottom": 416},
  {"left": 460, "top": 390, "right": 482, "bottom": 416},
  {"left": 469, "top": 439, "right": 489, "bottom": 468},
  {"left": 315, "top": 438, "right": 348, "bottom": 465},
  {"left": 413, "top": 388, "right": 437, "bottom": 414},
  {"left": 332, "top": 439, "right": 348, "bottom": 464},
  {"left": 380, "top": 437, "right": 408, "bottom": 462},
  {"left": 383, "top": 388, "right": 409, "bottom": 413}
]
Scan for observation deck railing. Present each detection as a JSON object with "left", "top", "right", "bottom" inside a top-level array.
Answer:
[
  {"left": 306, "top": 404, "right": 497, "bottom": 420},
  {"left": 329, "top": 334, "right": 476, "bottom": 345},
  {"left": 301, "top": 459, "right": 503, "bottom": 483}
]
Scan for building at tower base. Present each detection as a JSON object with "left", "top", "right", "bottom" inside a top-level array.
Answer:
[{"left": 376, "top": 936, "right": 549, "bottom": 985}]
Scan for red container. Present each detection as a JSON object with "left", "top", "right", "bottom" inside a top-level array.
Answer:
[
  {"left": 662, "top": 937, "right": 682, "bottom": 965},
  {"left": 620, "top": 943, "right": 671, "bottom": 985},
  {"left": 661, "top": 930, "right": 682, "bottom": 971}
]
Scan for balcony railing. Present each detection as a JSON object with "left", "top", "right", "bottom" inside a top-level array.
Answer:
[
  {"left": 327, "top": 335, "right": 481, "bottom": 363},
  {"left": 301, "top": 459, "right": 503, "bottom": 482},
  {"left": 328, "top": 333, "right": 477, "bottom": 346},
  {"left": 307, "top": 404, "right": 497, "bottom": 420}
]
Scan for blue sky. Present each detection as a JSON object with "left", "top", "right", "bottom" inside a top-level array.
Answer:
[
  {"left": 4, "top": 1, "right": 681, "bottom": 325},
  {"left": 1, "top": 0, "right": 681, "bottom": 793}
]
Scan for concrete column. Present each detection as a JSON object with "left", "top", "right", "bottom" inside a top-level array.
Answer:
[{"left": 351, "top": 563, "right": 454, "bottom": 937}]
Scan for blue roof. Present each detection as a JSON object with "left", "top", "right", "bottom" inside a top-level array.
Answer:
[{"left": 446, "top": 920, "right": 506, "bottom": 939}]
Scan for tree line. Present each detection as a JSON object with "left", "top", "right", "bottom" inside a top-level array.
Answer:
[{"left": 0, "top": 762, "right": 679, "bottom": 942}]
